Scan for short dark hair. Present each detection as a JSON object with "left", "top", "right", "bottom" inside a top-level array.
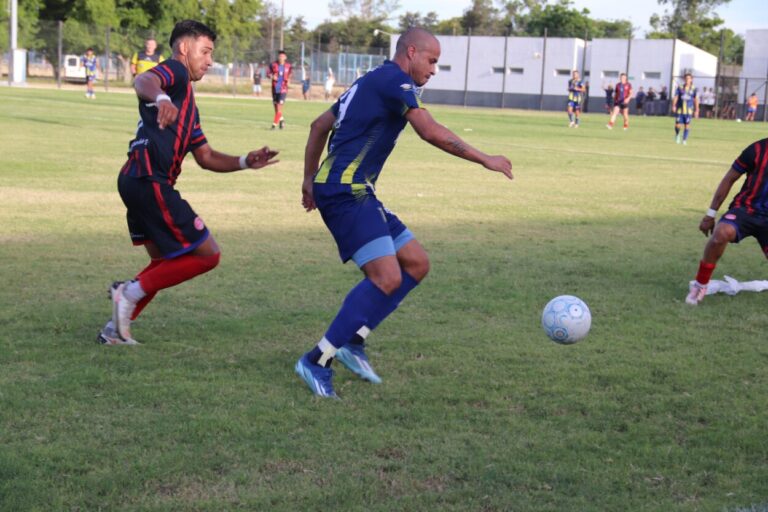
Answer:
[
  {"left": 684, "top": 72, "right": 692, "bottom": 78},
  {"left": 170, "top": 20, "right": 217, "bottom": 49},
  {"left": 278, "top": 50, "right": 287, "bottom": 56},
  {"left": 86, "top": 47, "right": 93, "bottom": 52}
]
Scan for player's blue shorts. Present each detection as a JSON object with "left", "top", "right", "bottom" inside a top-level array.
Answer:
[
  {"left": 719, "top": 207, "right": 768, "bottom": 256},
  {"left": 313, "top": 183, "right": 414, "bottom": 267},
  {"left": 747, "top": 107, "right": 757, "bottom": 114},
  {"left": 568, "top": 100, "right": 581, "bottom": 110},
  {"left": 676, "top": 113, "right": 692, "bottom": 125}
]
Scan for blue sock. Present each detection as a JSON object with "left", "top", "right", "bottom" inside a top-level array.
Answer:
[
  {"left": 575, "top": 117, "right": 579, "bottom": 125},
  {"left": 675, "top": 126, "right": 680, "bottom": 135},
  {"left": 683, "top": 128, "right": 689, "bottom": 141},
  {"left": 308, "top": 278, "right": 391, "bottom": 366},
  {"left": 568, "top": 113, "right": 574, "bottom": 123}
]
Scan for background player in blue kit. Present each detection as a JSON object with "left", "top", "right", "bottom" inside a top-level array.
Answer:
[
  {"left": 567, "top": 70, "right": 584, "bottom": 128},
  {"left": 673, "top": 73, "right": 699, "bottom": 145},
  {"left": 296, "top": 28, "right": 513, "bottom": 398},
  {"left": 98, "top": 20, "right": 279, "bottom": 345},
  {"left": 80, "top": 48, "right": 98, "bottom": 99}
]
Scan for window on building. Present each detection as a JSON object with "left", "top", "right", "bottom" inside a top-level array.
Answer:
[
  {"left": 509, "top": 67, "right": 524, "bottom": 75},
  {"left": 643, "top": 71, "right": 661, "bottom": 80},
  {"left": 438, "top": 64, "right": 451, "bottom": 72},
  {"left": 602, "top": 70, "right": 619, "bottom": 78},
  {"left": 555, "top": 69, "right": 571, "bottom": 76},
  {"left": 492, "top": 67, "right": 506, "bottom": 74},
  {"left": 584, "top": 70, "right": 590, "bottom": 77}
]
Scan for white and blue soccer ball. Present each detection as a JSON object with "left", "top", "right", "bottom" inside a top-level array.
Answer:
[{"left": 541, "top": 295, "right": 591, "bottom": 344}]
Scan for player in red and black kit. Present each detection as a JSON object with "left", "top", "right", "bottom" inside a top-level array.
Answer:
[
  {"left": 267, "top": 50, "right": 292, "bottom": 130},
  {"left": 98, "top": 20, "right": 279, "bottom": 345},
  {"left": 607, "top": 73, "right": 632, "bottom": 130},
  {"left": 686, "top": 138, "right": 768, "bottom": 305}
]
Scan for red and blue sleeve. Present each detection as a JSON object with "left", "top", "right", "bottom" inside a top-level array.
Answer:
[
  {"left": 733, "top": 144, "right": 757, "bottom": 174},
  {"left": 189, "top": 109, "right": 207, "bottom": 150}
]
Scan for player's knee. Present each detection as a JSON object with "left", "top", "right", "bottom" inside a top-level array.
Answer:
[
  {"left": 198, "top": 251, "right": 221, "bottom": 272},
  {"left": 371, "top": 269, "right": 402, "bottom": 295},
  {"left": 711, "top": 225, "right": 735, "bottom": 246},
  {"left": 406, "top": 256, "right": 430, "bottom": 282}
]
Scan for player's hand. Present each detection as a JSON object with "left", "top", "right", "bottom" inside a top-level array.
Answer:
[
  {"left": 245, "top": 146, "right": 279, "bottom": 169},
  {"left": 302, "top": 176, "right": 316, "bottom": 212},
  {"left": 483, "top": 155, "right": 513, "bottom": 180},
  {"left": 156, "top": 99, "right": 178, "bottom": 130},
  {"left": 699, "top": 216, "right": 715, "bottom": 236}
]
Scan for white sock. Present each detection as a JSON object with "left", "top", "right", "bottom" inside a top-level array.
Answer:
[{"left": 123, "top": 280, "right": 147, "bottom": 303}]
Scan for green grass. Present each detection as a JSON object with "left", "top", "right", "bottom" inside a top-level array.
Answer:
[{"left": 1, "top": 86, "right": 768, "bottom": 511}]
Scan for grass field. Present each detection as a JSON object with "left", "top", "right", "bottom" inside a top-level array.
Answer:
[{"left": 1, "top": 86, "right": 767, "bottom": 511}]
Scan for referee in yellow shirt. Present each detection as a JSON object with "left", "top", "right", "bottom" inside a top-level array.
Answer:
[{"left": 130, "top": 38, "right": 164, "bottom": 77}]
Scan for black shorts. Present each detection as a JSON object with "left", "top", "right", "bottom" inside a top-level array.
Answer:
[
  {"left": 117, "top": 174, "right": 209, "bottom": 258},
  {"left": 719, "top": 207, "right": 768, "bottom": 255},
  {"left": 272, "top": 91, "right": 287, "bottom": 104},
  {"left": 615, "top": 102, "right": 629, "bottom": 110}
]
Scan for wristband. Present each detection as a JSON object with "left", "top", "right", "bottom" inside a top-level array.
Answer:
[
  {"left": 155, "top": 93, "right": 171, "bottom": 104},
  {"left": 239, "top": 155, "right": 248, "bottom": 169},
  {"left": 706, "top": 208, "right": 717, "bottom": 218}
]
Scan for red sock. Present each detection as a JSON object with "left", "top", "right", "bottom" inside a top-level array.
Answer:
[
  {"left": 273, "top": 112, "right": 281, "bottom": 124},
  {"left": 695, "top": 260, "right": 716, "bottom": 285},
  {"left": 131, "top": 258, "right": 163, "bottom": 320},
  {"left": 139, "top": 253, "right": 221, "bottom": 295}
]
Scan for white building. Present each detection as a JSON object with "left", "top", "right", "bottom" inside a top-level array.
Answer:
[
  {"left": 739, "top": 29, "right": 768, "bottom": 117},
  {"left": 389, "top": 35, "right": 717, "bottom": 112}
]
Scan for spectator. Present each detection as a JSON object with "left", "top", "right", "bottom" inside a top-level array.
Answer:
[
  {"left": 635, "top": 86, "right": 646, "bottom": 114},
  {"left": 252, "top": 62, "right": 264, "bottom": 97},
  {"left": 701, "top": 87, "right": 715, "bottom": 118},
  {"left": 130, "top": 37, "right": 164, "bottom": 77},
  {"left": 603, "top": 82, "right": 614, "bottom": 113},
  {"left": 647, "top": 87, "right": 657, "bottom": 101},
  {"left": 660, "top": 86, "right": 668, "bottom": 101},
  {"left": 301, "top": 63, "right": 310, "bottom": 100},
  {"left": 746, "top": 93, "right": 759, "bottom": 121},
  {"left": 324, "top": 69, "right": 335, "bottom": 101}
]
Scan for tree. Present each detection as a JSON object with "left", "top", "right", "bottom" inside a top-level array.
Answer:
[
  {"left": 647, "top": 0, "right": 742, "bottom": 63},
  {"left": 461, "top": 0, "right": 501, "bottom": 35},
  {"left": 398, "top": 11, "right": 438, "bottom": 32},
  {"left": 328, "top": 0, "right": 400, "bottom": 21}
]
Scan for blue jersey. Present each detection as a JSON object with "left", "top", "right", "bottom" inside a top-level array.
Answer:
[
  {"left": 675, "top": 85, "right": 697, "bottom": 115},
  {"left": 314, "top": 60, "right": 422, "bottom": 185},
  {"left": 81, "top": 55, "right": 97, "bottom": 76},
  {"left": 568, "top": 79, "right": 583, "bottom": 104}
]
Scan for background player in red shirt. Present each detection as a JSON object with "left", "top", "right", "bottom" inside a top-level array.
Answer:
[
  {"left": 99, "top": 20, "right": 279, "bottom": 345},
  {"left": 686, "top": 138, "right": 768, "bottom": 305},
  {"left": 607, "top": 73, "right": 632, "bottom": 130},
  {"left": 267, "top": 50, "right": 292, "bottom": 129}
]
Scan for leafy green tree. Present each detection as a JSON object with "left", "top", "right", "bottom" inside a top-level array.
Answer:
[
  {"left": 461, "top": 0, "right": 501, "bottom": 35},
  {"left": 328, "top": 0, "right": 399, "bottom": 21},
  {"left": 398, "top": 11, "right": 439, "bottom": 32}
]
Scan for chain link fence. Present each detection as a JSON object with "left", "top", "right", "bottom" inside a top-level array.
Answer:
[{"left": 1, "top": 20, "right": 389, "bottom": 98}]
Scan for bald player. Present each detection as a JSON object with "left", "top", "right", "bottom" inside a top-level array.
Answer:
[{"left": 295, "top": 28, "right": 513, "bottom": 398}]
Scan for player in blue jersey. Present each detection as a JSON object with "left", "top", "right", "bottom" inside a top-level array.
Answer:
[
  {"left": 673, "top": 73, "right": 699, "bottom": 145},
  {"left": 80, "top": 48, "right": 98, "bottom": 99},
  {"left": 296, "top": 28, "right": 513, "bottom": 398},
  {"left": 686, "top": 137, "right": 768, "bottom": 305},
  {"left": 97, "top": 20, "right": 279, "bottom": 345},
  {"left": 566, "top": 70, "right": 585, "bottom": 128}
]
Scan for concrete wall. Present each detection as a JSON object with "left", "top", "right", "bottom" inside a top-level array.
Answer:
[
  {"left": 389, "top": 34, "right": 716, "bottom": 112},
  {"left": 739, "top": 29, "right": 768, "bottom": 111}
]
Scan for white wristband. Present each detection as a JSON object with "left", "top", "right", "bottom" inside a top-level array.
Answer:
[
  {"left": 155, "top": 93, "right": 171, "bottom": 105},
  {"left": 239, "top": 155, "right": 248, "bottom": 169},
  {"left": 706, "top": 208, "right": 717, "bottom": 218}
]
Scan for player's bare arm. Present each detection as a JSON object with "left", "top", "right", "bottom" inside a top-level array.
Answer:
[
  {"left": 134, "top": 72, "right": 178, "bottom": 130},
  {"left": 193, "top": 144, "right": 279, "bottom": 173},
  {"left": 699, "top": 168, "right": 742, "bottom": 235},
  {"left": 302, "top": 110, "right": 336, "bottom": 211},
  {"left": 405, "top": 107, "right": 513, "bottom": 180}
]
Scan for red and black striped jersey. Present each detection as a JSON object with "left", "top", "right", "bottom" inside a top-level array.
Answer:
[
  {"left": 731, "top": 138, "right": 768, "bottom": 215},
  {"left": 120, "top": 59, "right": 207, "bottom": 186}
]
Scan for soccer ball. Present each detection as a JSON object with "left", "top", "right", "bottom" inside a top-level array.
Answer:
[{"left": 541, "top": 295, "right": 591, "bottom": 344}]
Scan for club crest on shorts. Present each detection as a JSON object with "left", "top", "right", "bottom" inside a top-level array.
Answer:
[
  {"left": 725, "top": 213, "right": 737, "bottom": 220},
  {"left": 194, "top": 217, "right": 205, "bottom": 230}
]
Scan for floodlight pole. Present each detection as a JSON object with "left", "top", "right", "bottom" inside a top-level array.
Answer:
[
  {"left": 500, "top": 28, "right": 509, "bottom": 109},
  {"left": 539, "top": 27, "right": 547, "bottom": 111},
  {"left": 57, "top": 20, "right": 63, "bottom": 89},
  {"left": 8, "top": 0, "right": 18, "bottom": 86},
  {"left": 463, "top": 28, "right": 471, "bottom": 107},
  {"left": 279, "top": 0, "right": 285, "bottom": 50}
]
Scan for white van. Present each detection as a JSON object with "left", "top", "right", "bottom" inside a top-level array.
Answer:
[{"left": 63, "top": 54, "right": 86, "bottom": 82}]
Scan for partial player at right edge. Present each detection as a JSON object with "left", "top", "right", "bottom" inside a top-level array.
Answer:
[{"left": 686, "top": 137, "right": 768, "bottom": 305}]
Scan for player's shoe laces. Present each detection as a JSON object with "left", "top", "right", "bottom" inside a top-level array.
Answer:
[
  {"left": 685, "top": 282, "right": 707, "bottom": 305},
  {"left": 336, "top": 343, "right": 382, "bottom": 384},
  {"left": 295, "top": 354, "right": 338, "bottom": 398},
  {"left": 112, "top": 281, "right": 138, "bottom": 342},
  {"left": 97, "top": 321, "right": 139, "bottom": 345}
]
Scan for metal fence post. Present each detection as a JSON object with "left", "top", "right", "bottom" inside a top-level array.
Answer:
[
  {"left": 668, "top": 39, "right": 677, "bottom": 115},
  {"left": 539, "top": 28, "right": 548, "bottom": 111},
  {"left": 57, "top": 20, "right": 63, "bottom": 89},
  {"left": 500, "top": 30, "right": 508, "bottom": 109},
  {"left": 104, "top": 27, "right": 110, "bottom": 92},
  {"left": 714, "top": 31, "right": 724, "bottom": 118},
  {"left": 463, "top": 28, "right": 471, "bottom": 108}
]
